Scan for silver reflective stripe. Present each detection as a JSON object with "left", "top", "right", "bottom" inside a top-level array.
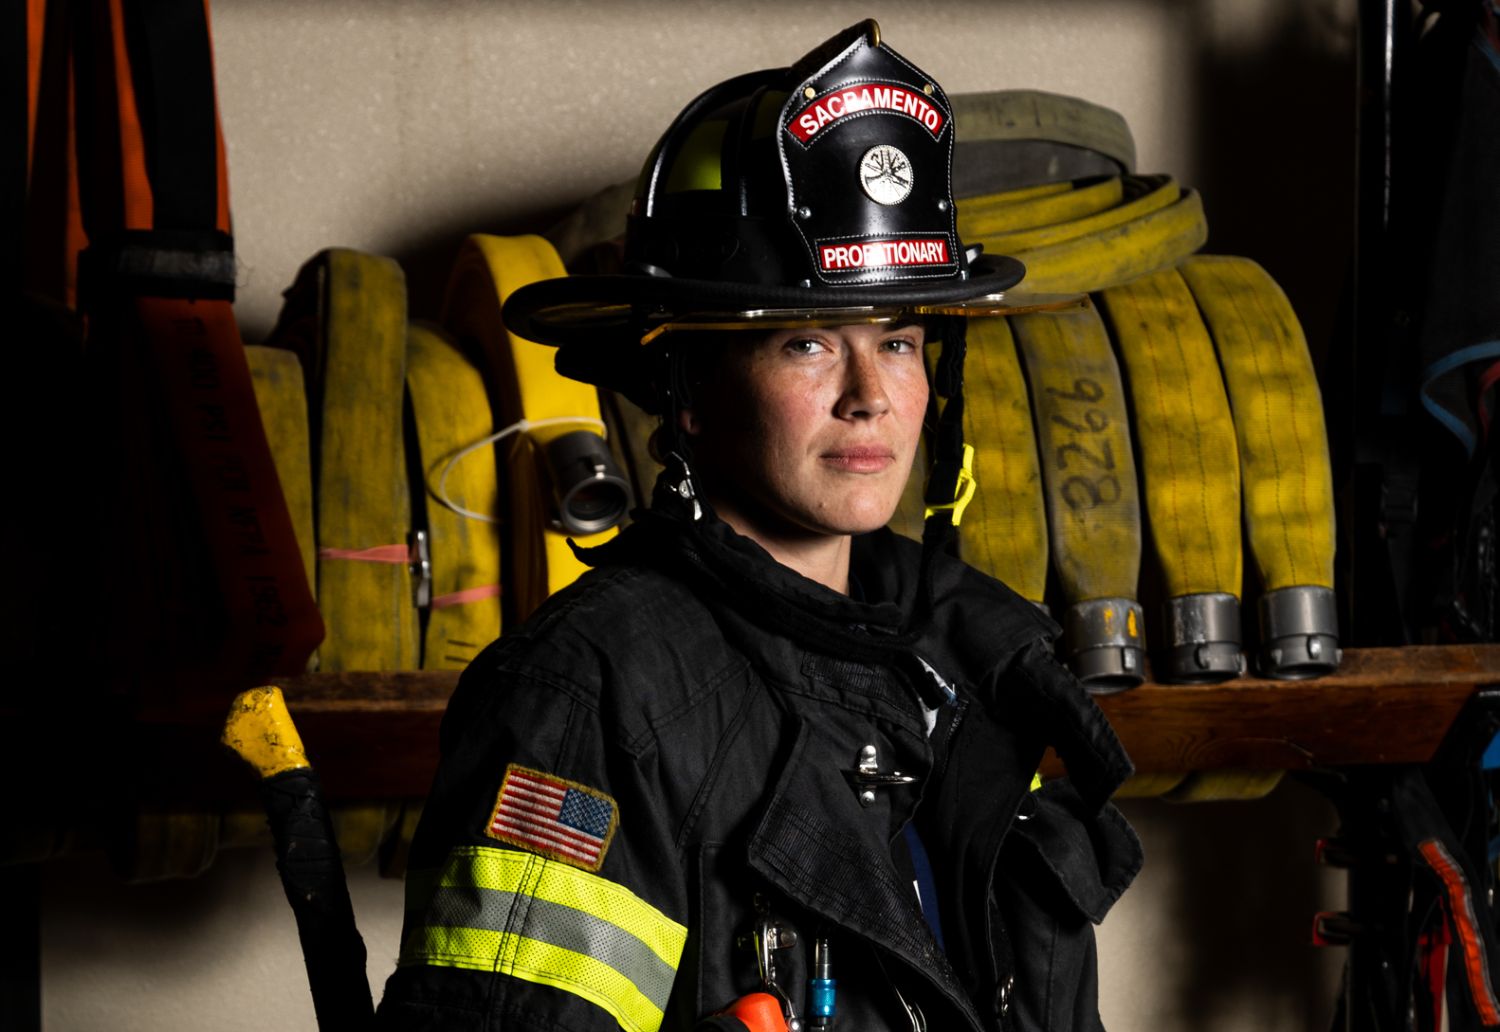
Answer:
[{"left": 427, "top": 885, "right": 678, "bottom": 1010}]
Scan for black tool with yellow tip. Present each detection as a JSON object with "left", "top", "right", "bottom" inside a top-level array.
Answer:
[{"left": 223, "top": 686, "right": 373, "bottom": 1031}]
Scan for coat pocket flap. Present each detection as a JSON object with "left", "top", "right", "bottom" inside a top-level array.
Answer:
[{"left": 1004, "top": 779, "right": 1142, "bottom": 925}]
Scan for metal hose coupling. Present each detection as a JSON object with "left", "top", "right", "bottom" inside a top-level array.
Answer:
[
  {"left": 1062, "top": 597, "right": 1146, "bottom": 694},
  {"left": 542, "top": 430, "right": 633, "bottom": 535},
  {"left": 1257, "top": 585, "right": 1340, "bottom": 679},
  {"left": 1160, "top": 592, "right": 1244, "bottom": 682}
]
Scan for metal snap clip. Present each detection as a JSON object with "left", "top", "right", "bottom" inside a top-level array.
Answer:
[{"left": 842, "top": 744, "right": 917, "bottom": 807}]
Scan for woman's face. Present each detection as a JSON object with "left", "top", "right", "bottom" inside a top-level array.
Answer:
[{"left": 682, "top": 321, "right": 929, "bottom": 540}]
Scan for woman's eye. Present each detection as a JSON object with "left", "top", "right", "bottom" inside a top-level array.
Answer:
[
  {"left": 882, "top": 337, "right": 918, "bottom": 354},
  {"left": 785, "top": 338, "right": 824, "bottom": 355}
]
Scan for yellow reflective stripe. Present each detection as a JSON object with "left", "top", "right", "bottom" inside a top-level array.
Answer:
[
  {"left": 408, "top": 926, "right": 667, "bottom": 1032},
  {"left": 403, "top": 846, "right": 687, "bottom": 1032},
  {"left": 510, "top": 935, "right": 665, "bottom": 1032},
  {"left": 439, "top": 846, "right": 686, "bottom": 967},
  {"left": 408, "top": 923, "right": 502, "bottom": 971}
]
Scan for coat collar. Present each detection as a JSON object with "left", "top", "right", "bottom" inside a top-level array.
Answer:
[{"left": 575, "top": 466, "right": 1133, "bottom": 809}]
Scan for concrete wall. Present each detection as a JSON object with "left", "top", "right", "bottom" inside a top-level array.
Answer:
[
  {"left": 42, "top": 784, "right": 1346, "bottom": 1031},
  {"left": 41, "top": 1, "right": 1357, "bottom": 1028},
  {"left": 211, "top": 0, "right": 1357, "bottom": 352}
]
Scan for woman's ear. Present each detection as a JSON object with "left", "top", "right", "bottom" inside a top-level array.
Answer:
[{"left": 678, "top": 406, "right": 701, "bottom": 436}]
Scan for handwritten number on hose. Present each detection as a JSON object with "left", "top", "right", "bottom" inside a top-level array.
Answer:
[{"left": 1046, "top": 377, "right": 1122, "bottom": 512}]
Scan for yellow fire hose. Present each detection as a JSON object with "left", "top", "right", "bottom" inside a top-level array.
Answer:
[
  {"left": 975, "top": 175, "right": 1180, "bottom": 254},
  {"left": 1100, "top": 268, "right": 1244, "bottom": 683},
  {"left": 1011, "top": 304, "right": 1145, "bottom": 691},
  {"left": 1180, "top": 256, "right": 1340, "bottom": 679},
  {"left": 266, "top": 248, "right": 420, "bottom": 672},
  {"left": 405, "top": 322, "right": 504, "bottom": 670},
  {"left": 955, "top": 318, "right": 1049, "bottom": 604},
  {"left": 1010, "top": 188, "right": 1207, "bottom": 296},
  {"left": 1162, "top": 769, "right": 1286, "bottom": 803},
  {"left": 956, "top": 174, "right": 1206, "bottom": 298},
  {"left": 964, "top": 180, "right": 1074, "bottom": 205},
  {"left": 442, "top": 235, "right": 621, "bottom": 623},
  {"left": 958, "top": 175, "right": 1126, "bottom": 238},
  {"left": 245, "top": 346, "right": 317, "bottom": 608}
]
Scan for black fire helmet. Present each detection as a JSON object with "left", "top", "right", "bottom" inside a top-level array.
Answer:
[{"left": 501, "top": 19, "right": 1029, "bottom": 416}]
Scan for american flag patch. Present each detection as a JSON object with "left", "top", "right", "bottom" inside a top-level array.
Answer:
[{"left": 485, "top": 765, "right": 619, "bottom": 871}]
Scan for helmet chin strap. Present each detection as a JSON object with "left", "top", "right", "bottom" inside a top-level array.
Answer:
[
  {"left": 913, "top": 315, "right": 971, "bottom": 629},
  {"left": 653, "top": 339, "right": 707, "bottom": 521}
]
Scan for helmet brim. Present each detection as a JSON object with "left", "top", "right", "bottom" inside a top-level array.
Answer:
[{"left": 502, "top": 252, "right": 1028, "bottom": 349}]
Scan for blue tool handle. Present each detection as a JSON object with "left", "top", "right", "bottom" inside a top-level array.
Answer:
[{"left": 809, "top": 978, "right": 836, "bottom": 1020}]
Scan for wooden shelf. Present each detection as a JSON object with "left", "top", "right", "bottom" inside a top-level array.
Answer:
[
  {"left": 32, "top": 645, "right": 1497, "bottom": 806},
  {"left": 1042, "top": 643, "right": 1499, "bottom": 778}
]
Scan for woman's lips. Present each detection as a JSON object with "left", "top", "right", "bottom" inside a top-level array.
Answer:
[{"left": 821, "top": 446, "right": 895, "bottom": 473}]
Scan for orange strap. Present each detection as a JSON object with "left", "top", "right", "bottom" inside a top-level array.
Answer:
[
  {"left": 319, "top": 544, "right": 410, "bottom": 564},
  {"left": 76, "top": 0, "right": 322, "bottom": 685},
  {"left": 1419, "top": 838, "right": 1500, "bottom": 1026},
  {"left": 26, "top": 0, "right": 46, "bottom": 172},
  {"left": 22, "top": 0, "right": 87, "bottom": 307},
  {"left": 431, "top": 584, "right": 502, "bottom": 610},
  {"left": 133, "top": 295, "right": 324, "bottom": 678},
  {"left": 316, "top": 545, "right": 500, "bottom": 610}
]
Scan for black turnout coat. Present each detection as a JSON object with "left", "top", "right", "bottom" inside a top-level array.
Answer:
[{"left": 376, "top": 485, "right": 1141, "bottom": 1032}]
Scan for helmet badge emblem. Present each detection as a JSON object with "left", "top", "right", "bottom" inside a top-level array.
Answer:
[{"left": 859, "top": 144, "right": 913, "bottom": 205}]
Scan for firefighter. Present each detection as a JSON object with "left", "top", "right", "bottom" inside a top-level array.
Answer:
[{"left": 376, "top": 21, "right": 1140, "bottom": 1032}]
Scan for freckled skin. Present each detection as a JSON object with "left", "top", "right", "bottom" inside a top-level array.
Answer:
[{"left": 681, "top": 322, "right": 929, "bottom": 591}]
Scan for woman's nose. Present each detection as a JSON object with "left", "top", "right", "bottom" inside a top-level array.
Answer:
[{"left": 835, "top": 348, "right": 892, "bottom": 419}]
